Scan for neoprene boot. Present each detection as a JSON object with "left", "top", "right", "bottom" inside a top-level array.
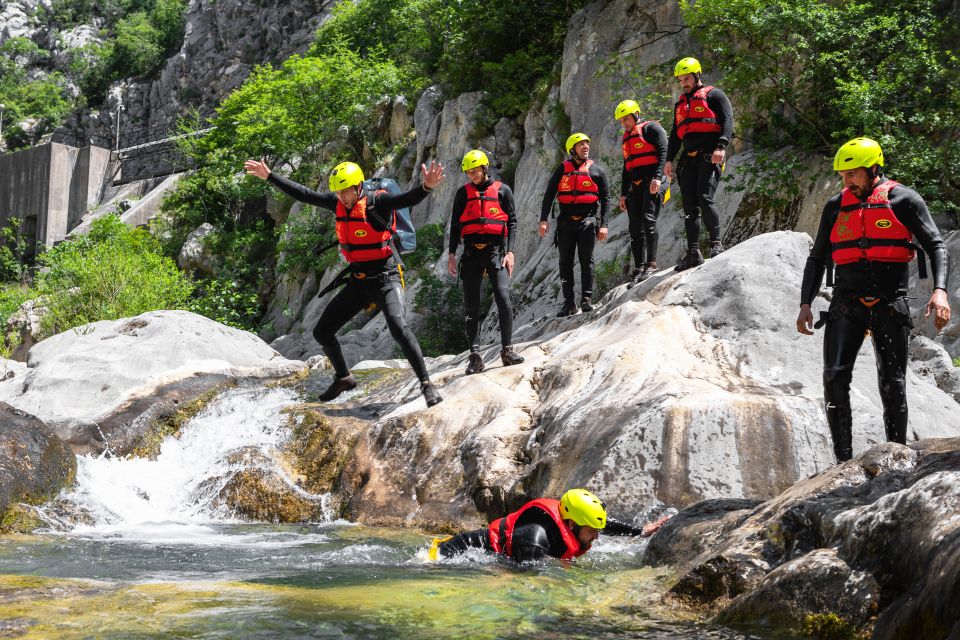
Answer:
[
  {"left": 500, "top": 346, "right": 525, "bottom": 367},
  {"left": 318, "top": 374, "right": 357, "bottom": 401},
  {"left": 674, "top": 248, "right": 704, "bottom": 272},
  {"left": 626, "top": 267, "right": 643, "bottom": 289},
  {"left": 422, "top": 381, "right": 443, "bottom": 407},
  {"left": 709, "top": 240, "right": 724, "bottom": 258},
  {"left": 580, "top": 297, "right": 594, "bottom": 312},
  {"left": 639, "top": 262, "right": 657, "bottom": 281},
  {"left": 465, "top": 352, "right": 485, "bottom": 375},
  {"left": 557, "top": 300, "right": 579, "bottom": 317}
]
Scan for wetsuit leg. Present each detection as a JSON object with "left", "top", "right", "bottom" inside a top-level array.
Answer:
[
  {"left": 640, "top": 186, "right": 661, "bottom": 263},
  {"left": 869, "top": 298, "right": 912, "bottom": 445},
  {"left": 626, "top": 192, "right": 646, "bottom": 267},
  {"left": 460, "top": 251, "right": 485, "bottom": 352},
  {"left": 375, "top": 272, "right": 430, "bottom": 383},
  {"left": 677, "top": 157, "right": 702, "bottom": 250},
  {"left": 437, "top": 528, "right": 492, "bottom": 558},
  {"left": 822, "top": 298, "right": 868, "bottom": 462},
  {"left": 696, "top": 156, "right": 722, "bottom": 243},
  {"left": 485, "top": 251, "right": 514, "bottom": 347},
  {"left": 576, "top": 223, "right": 596, "bottom": 300},
  {"left": 313, "top": 281, "right": 368, "bottom": 378},
  {"left": 557, "top": 222, "right": 577, "bottom": 303}
]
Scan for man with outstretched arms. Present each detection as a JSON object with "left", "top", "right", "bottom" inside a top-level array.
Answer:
[{"left": 245, "top": 158, "right": 446, "bottom": 407}]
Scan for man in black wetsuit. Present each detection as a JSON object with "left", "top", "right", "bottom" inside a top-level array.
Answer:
[
  {"left": 539, "top": 133, "right": 610, "bottom": 316},
  {"left": 448, "top": 150, "right": 524, "bottom": 375},
  {"left": 244, "top": 157, "right": 446, "bottom": 407},
  {"left": 614, "top": 100, "right": 668, "bottom": 287},
  {"left": 663, "top": 57, "right": 734, "bottom": 271},
  {"left": 796, "top": 137, "right": 951, "bottom": 462},
  {"left": 429, "top": 489, "right": 668, "bottom": 563}
]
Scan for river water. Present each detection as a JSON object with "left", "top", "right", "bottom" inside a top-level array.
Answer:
[{"left": 0, "top": 386, "right": 762, "bottom": 639}]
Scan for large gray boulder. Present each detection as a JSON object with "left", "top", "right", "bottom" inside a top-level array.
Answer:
[
  {"left": 0, "top": 310, "right": 305, "bottom": 454},
  {"left": 0, "top": 402, "right": 76, "bottom": 527},
  {"left": 280, "top": 231, "right": 960, "bottom": 531}
]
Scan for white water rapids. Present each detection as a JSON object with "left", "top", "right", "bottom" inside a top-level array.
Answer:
[{"left": 42, "top": 385, "right": 333, "bottom": 541}]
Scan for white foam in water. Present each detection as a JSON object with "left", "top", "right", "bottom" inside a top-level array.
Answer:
[{"left": 56, "top": 385, "right": 328, "bottom": 543}]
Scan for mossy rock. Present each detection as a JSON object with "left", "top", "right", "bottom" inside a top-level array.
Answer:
[
  {"left": 801, "top": 613, "right": 868, "bottom": 640},
  {"left": 0, "top": 503, "right": 46, "bottom": 534},
  {"left": 281, "top": 406, "right": 363, "bottom": 495}
]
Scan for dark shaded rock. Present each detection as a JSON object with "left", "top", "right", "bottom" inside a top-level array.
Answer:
[
  {"left": 0, "top": 403, "right": 76, "bottom": 519},
  {"left": 643, "top": 498, "right": 760, "bottom": 568},
  {"left": 715, "top": 548, "right": 879, "bottom": 631}
]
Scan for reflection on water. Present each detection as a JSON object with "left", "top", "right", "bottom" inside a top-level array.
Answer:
[{"left": 0, "top": 523, "right": 761, "bottom": 639}]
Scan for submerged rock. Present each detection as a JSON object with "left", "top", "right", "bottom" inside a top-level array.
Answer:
[
  {"left": 0, "top": 310, "right": 305, "bottom": 455},
  {"left": 655, "top": 437, "right": 960, "bottom": 638},
  {"left": 0, "top": 403, "right": 76, "bottom": 525}
]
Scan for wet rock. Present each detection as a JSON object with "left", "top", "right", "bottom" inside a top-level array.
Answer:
[
  {"left": 281, "top": 406, "right": 362, "bottom": 499},
  {"left": 642, "top": 498, "right": 760, "bottom": 569},
  {"left": 0, "top": 310, "right": 305, "bottom": 454},
  {"left": 0, "top": 502, "right": 46, "bottom": 534},
  {"left": 0, "top": 403, "right": 76, "bottom": 520},
  {"left": 909, "top": 335, "right": 960, "bottom": 404}
]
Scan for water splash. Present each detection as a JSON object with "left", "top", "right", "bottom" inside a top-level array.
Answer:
[{"left": 46, "top": 385, "right": 330, "bottom": 540}]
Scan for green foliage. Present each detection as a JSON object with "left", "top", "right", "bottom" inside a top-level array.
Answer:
[
  {"left": 801, "top": 612, "right": 864, "bottom": 639},
  {"left": 680, "top": 0, "right": 960, "bottom": 215},
  {"left": 413, "top": 270, "right": 467, "bottom": 357},
  {"left": 187, "top": 277, "right": 261, "bottom": 330},
  {"left": 111, "top": 12, "right": 163, "bottom": 78},
  {"left": 276, "top": 206, "right": 339, "bottom": 275},
  {"left": 403, "top": 223, "right": 445, "bottom": 272},
  {"left": 594, "top": 254, "right": 630, "bottom": 298},
  {"left": 953, "top": 358, "right": 960, "bottom": 368},
  {"left": 0, "top": 220, "right": 30, "bottom": 283},
  {"left": 33, "top": 215, "right": 192, "bottom": 338},
  {"left": 0, "top": 38, "right": 73, "bottom": 149}
]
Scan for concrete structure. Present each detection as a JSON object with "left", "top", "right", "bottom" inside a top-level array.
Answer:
[{"left": 0, "top": 142, "right": 111, "bottom": 256}]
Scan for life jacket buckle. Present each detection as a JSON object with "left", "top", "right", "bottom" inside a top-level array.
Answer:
[
  {"left": 857, "top": 237, "right": 870, "bottom": 249},
  {"left": 570, "top": 215, "right": 584, "bottom": 221},
  {"left": 687, "top": 150, "right": 699, "bottom": 157},
  {"left": 859, "top": 297, "right": 881, "bottom": 308},
  {"left": 353, "top": 272, "right": 367, "bottom": 280},
  {"left": 472, "top": 243, "right": 488, "bottom": 250}
]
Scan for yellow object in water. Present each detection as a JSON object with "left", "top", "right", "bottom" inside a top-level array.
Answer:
[
  {"left": 428, "top": 536, "right": 452, "bottom": 561},
  {"left": 663, "top": 186, "right": 671, "bottom": 204}
]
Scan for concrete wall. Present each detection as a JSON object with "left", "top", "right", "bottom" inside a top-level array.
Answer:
[{"left": 0, "top": 142, "right": 111, "bottom": 256}]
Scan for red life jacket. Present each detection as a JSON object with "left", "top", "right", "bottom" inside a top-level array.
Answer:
[
  {"left": 335, "top": 194, "right": 394, "bottom": 263},
  {"left": 622, "top": 122, "right": 660, "bottom": 171},
  {"left": 557, "top": 159, "right": 600, "bottom": 206},
  {"left": 487, "top": 498, "right": 586, "bottom": 561},
  {"left": 460, "top": 181, "right": 508, "bottom": 237},
  {"left": 675, "top": 86, "right": 722, "bottom": 139},
  {"left": 830, "top": 180, "right": 917, "bottom": 265}
]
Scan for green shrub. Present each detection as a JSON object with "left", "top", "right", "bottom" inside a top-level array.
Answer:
[
  {"left": 187, "top": 277, "right": 261, "bottom": 331},
  {"left": 403, "top": 223, "right": 445, "bottom": 272},
  {"left": 33, "top": 215, "right": 193, "bottom": 338},
  {"left": 413, "top": 270, "right": 466, "bottom": 357},
  {"left": 276, "top": 206, "right": 339, "bottom": 276}
]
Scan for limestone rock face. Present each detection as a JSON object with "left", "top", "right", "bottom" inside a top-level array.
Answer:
[
  {"left": 177, "top": 222, "right": 217, "bottom": 274},
  {"left": 284, "top": 232, "right": 959, "bottom": 532},
  {"left": 0, "top": 402, "right": 76, "bottom": 521},
  {"left": 0, "top": 310, "right": 304, "bottom": 454},
  {"left": 654, "top": 438, "right": 960, "bottom": 639}
]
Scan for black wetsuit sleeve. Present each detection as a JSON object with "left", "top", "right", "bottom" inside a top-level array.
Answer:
[
  {"left": 603, "top": 518, "right": 647, "bottom": 536},
  {"left": 540, "top": 165, "right": 564, "bottom": 221},
  {"left": 666, "top": 100, "right": 682, "bottom": 163},
  {"left": 708, "top": 88, "right": 734, "bottom": 149},
  {"left": 449, "top": 186, "right": 467, "bottom": 254},
  {"left": 891, "top": 185, "right": 950, "bottom": 292},
  {"left": 437, "top": 528, "right": 491, "bottom": 558},
  {"left": 510, "top": 524, "right": 552, "bottom": 563},
  {"left": 500, "top": 183, "right": 518, "bottom": 254},
  {"left": 644, "top": 122, "right": 669, "bottom": 179},
  {"left": 267, "top": 172, "right": 338, "bottom": 210},
  {"left": 800, "top": 196, "right": 841, "bottom": 306},
  {"left": 592, "top": 165, "right": 610, "bottom": 227}
]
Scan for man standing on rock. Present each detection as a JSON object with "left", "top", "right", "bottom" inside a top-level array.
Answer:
[
  {"left": 244, "top": 157, "right": 446, "bottom": 407},
  {"left": 614, "top": 100, "right": 668, "bottom": 287},
  {"left": 448, "top": 150, "right": 524, "bottom": 375},
  {"left": 796, "top": 137, "right": 951, "bottom": 462},
  {"left": 428, "top": 488, "right": 668, "bottom": 563},
  {"left": 664, "top": 57, "right": 734, "bottom": 271},
  {"left": 539, "top": 133, "right": 610, "bottom": 316}
]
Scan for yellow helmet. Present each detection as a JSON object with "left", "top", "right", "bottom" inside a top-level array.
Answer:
[
  {"left": 614, "top": 99, "right": 641, "bottom": 121},
  {"left": 833, "top": 137, "right": 884, "bottom": 171},
  {"left": 565, "top": 132, "right": 591, "bottom": 154},
  {"left": 559, "top": 488, "right": 606, "bottom": 529},
  {"left": 674, "top": 57, "right": 702, "bottom": 76},
  {"left": 329, "top": 161, "right": 364, "bottom": 192},
  {"left": 461, "top": 149, "right": 489, "bottom": 172}
]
